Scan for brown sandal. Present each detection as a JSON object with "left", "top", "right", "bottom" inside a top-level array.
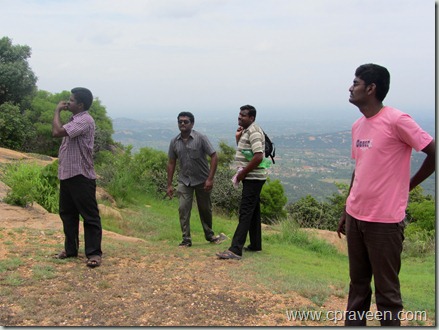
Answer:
[{"left": 86, "top": 255, "right": 102, "bottom": 268}]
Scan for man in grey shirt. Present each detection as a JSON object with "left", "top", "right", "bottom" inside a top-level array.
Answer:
[{"left": 166, "top": 111, "right": 226, "bottom": 247}]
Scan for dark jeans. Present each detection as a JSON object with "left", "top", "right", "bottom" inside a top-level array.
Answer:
[
  {"left": 229, "top": 179, "right": 265, "bottom": 256},
  {"left": 59, "top": 175, "right": 102, "bottom": 258},
  {"left": 177, "top": 182, "right": 214, "bottom": 242},
  {"left": 345, "top": 214, "right": 405, "bottom": 326}
]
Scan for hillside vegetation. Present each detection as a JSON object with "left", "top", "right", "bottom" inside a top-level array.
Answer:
[{"left": 0, "top": 147, "right": 435, "bottom": 326}]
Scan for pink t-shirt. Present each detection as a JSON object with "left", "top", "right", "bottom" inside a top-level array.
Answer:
[{"left": 346, "top": 106, "right": 433, "bottom": 223}]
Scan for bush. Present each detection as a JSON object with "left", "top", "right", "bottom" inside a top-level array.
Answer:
[
  {"left": 1, "top": 161, "right": 59, "bottom": 213},
  {"left": 95, "top": 146, "right": 169, "bottom": 206},
  {"left": 211, "top": 167, "right": 241, "bottom": 217},
  {"left": 286, "top": 195, "right": 338, "bottom": 230},
  {"left": 260, "top": 178, "right": 287, "bottom": 224},
  {"left": 403, "top": 230, "right": 435, "bottom": 257}
]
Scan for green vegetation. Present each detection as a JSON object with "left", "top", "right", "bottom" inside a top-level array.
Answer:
[
  {"left": 1, "top": 160, "right": 59, "bottom": 213},
  {"left": 0, "top": 36, "right": 435, "bottom": 324}
]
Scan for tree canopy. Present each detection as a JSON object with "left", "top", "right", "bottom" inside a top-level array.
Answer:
[{"left": 0, "top": 36, "right": 37, "bottom": 107}]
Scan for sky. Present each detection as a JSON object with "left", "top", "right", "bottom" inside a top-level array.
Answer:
[{"left": 1, "top": 0, "right": 436, "bottom": 122}]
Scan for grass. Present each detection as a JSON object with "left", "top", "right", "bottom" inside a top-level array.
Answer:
[{"left": 102, "top": 193, "right": 435, "bottom": 321}]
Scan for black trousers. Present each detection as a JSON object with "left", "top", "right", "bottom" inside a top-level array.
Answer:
[
  {"left": 229, "top": 179, "right": 265, "bottom": 256},
  {"left": 345, "top": 214, "right": 405, "bottom": 326},
  {"left": 59, "top": 175, "right": 102, "bottom": 258}
]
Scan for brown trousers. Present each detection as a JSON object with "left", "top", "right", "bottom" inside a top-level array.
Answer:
[{"left": 345, "top": 214, "right": 405, "bottom": 326}]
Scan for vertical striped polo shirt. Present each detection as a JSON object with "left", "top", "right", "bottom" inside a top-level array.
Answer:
[{"left": 58, "top": 111, "right": 96, "bottom": 180}]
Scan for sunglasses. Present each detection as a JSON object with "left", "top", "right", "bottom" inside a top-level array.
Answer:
[{"left": 178, "top": 120, "right": 191, "bottom": 125}]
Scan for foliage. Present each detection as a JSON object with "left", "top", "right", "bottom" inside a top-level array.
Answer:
[
  {"left": 210, "top": 141, "right": 242, "bottom": 216},
  {"left": 0, "top": 37, "right": 37, "bottom": 107},
  {"left": 403, "top": 186, "right": 435, "bottom": 256},
  {"left": 132, "top": 146, "right": 169, "bottom": 194},
  {"left": 0, "top": 102, "right": 32, "bottom": 150},
  {"left": 285, "top": 183, "right": 347, "bottom": 231},
  {"left": 260, "top": 178, "right": 287, "bottom": 224},
  {"left": 286, "top": 195, "right": 336, "bottom": 230},
  {"left": 95, "top": 146, "right": 169, "bottom": 206},
  {"left": 216, "top": 140, "right": 235, "bottom": 168},
  {"left": 210, "top": 166, "right": 242, "bottom": 217},
  {"left": 1, "top": 161, "right": 59, "bottom": 213}
]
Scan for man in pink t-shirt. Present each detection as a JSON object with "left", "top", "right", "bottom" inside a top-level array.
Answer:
[{"left": 337, "top": 64, "right": 435, "bottom": 326}]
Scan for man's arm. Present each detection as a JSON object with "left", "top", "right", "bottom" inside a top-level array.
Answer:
[
  {"left": 204, "top": 152, "right": 218, "bottom": 191},
  {"left": 166, "top": 158, "right": 177, "bottom": 198},
  {"left": 337, "top": 170, "right": 355, "bottom": 238},
  {"left": 52, "top": 101, "right": 68, "bottom": 138},
  {"left": 410, "top": 140, "right": 435, "bottom": 191}
]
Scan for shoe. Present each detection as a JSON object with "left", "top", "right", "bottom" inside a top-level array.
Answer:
[
  {"left": 210, "top": 233, "right": 228, "bottom": 244},
  {"left": 216, "top": 250, "right": 242, "bottom": 260},
  {"left": 244, "top": 246, "right": 261, "bottom": 252},
  {"left": 53, "top": 251, "right": 77, "bottom": 259},
  {"left": 178, "top": 241, "right": 192, "bottom": 248}
]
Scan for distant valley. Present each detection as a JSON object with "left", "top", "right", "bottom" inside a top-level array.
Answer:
[{"left": 112, "top": 117, "right": 436, "bottom": 203}]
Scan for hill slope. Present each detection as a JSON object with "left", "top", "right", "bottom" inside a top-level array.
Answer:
[{"left": 0, "top": 148, "right": 432, "bottom": 326}]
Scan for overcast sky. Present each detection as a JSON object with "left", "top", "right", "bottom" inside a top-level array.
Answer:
[{"left": 1, "top": 0, "right": 436, "bottom": 122}]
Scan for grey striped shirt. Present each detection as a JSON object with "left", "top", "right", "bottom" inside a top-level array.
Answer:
[
  {"left": 235, "top": 122, "right": 267, "bottom": 180},
  {"left": 168, "top": 130, "right": 216, "bottom": 186}
]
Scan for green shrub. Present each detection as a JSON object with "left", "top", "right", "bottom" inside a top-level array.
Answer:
[
  {"left": 403, "top": 196, "right": 435, "bottom": 257},
  {"left": 403, "top": 230, "right": 435, "bottom": 257},
  {"left": 1, "top": 161, "right": 59, "bottom": 213},
  {"left": 210, "top": 167, "right": 241, "bottom": 217},
  {"left": 96, "top": 146, "right": 169, "bottom": 206},
  {"left": 260, "top": 178, "right": 287, "bottom": 224}
]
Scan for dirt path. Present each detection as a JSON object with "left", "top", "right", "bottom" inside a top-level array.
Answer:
[{"left": 0, "top": 199, "right": 334, "bottom": 326}]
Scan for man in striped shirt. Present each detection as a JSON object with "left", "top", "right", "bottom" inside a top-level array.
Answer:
[
  {"left": 167, "top": 111, "right": 226, "bottom": 247},
  {"left": 217, "top": 105, "right": 267, "bottom": 260},
  {"left": 52, "top": 87, "right": 102, "bottom": 268}
]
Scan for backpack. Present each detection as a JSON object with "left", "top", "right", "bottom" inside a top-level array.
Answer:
[{"left": 263, "top": 130, "right": 276, "bottom": 164}]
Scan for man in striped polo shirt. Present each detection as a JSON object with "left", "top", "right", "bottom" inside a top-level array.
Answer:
[
  {"left": 167, "top": 111, "right": 226, "bottom": 247},
  {"left": 217, "top": 105, "right": 267, "bottom": 260}
]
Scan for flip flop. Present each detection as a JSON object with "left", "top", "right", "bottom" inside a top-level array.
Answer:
[{"left": 86, "top": 255, "right": 102, "bottom": 268}]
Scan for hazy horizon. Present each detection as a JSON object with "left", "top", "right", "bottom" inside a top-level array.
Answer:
[{"left": 2, "top": 0, "right": 434, "bottom": 121}]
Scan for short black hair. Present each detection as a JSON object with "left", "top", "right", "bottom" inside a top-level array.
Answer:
[
  {"left": 355, "top": 64, "right": 390, "bottom": 102},
  {"left": 240, "top": 104, "right": 257, "bottom": 119},
  {"left": 177, "top": 111, "right": 195, "bottom": 123},
  {"left": 71, "top": 87, "right": 93, "bottom": 110}
]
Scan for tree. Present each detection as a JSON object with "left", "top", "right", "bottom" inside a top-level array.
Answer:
[
  {"left": 0, "top": 37, "right": 37, "bottom": 107},
  {"left": 0, "top": 102, "right": 32, "bottom": 150}
]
